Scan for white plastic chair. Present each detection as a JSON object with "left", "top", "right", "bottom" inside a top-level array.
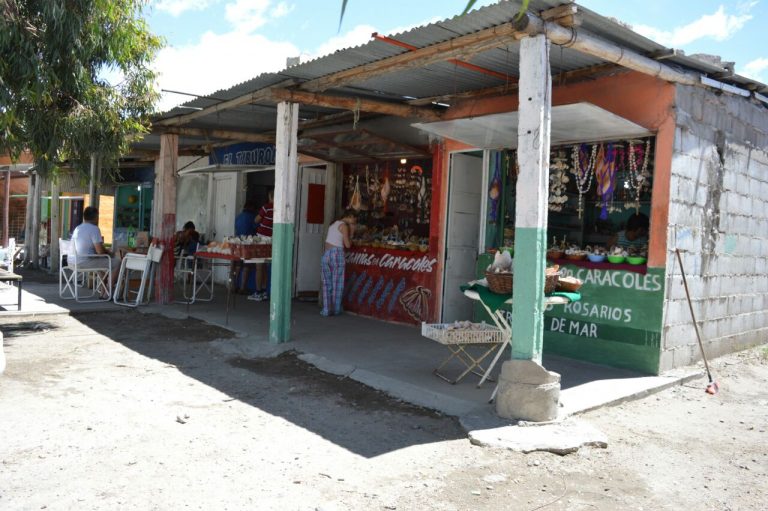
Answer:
[
  {"left": 113, "top": 244, "right": 164, "bottom": 307},
  {"left": 59, "top": 238, "right": 113, "bottom": 302},
  {"left": 0, "top": 238, "right": 15, "bottom": 272}
]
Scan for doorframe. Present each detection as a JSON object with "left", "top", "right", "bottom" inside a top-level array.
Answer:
[
  {"left": 440, "top": 149, "right": 487, "bottom": 321},
  {"left": 292, "top": 163, "right": 327, "bottom": 296}
]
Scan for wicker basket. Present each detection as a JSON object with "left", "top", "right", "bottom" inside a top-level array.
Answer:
[
  {"left": 485, "top": 271, "right": 513, "bottom": 294},
  {"left": 421, "top": 322, "right": 504, "bottom": 345},
  {"left": 544, "top": 268, "right": 560, "bottom": 294},
  {"left": 485, "top": 269, "right": 560, "bottom": 294},
  {"left": 556, "top": 276, "right": 582, "bottom": 292}
]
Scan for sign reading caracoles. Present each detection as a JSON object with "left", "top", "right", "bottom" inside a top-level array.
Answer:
[{"left": 346, "top": 250, "right": 438, "bottom": 273}]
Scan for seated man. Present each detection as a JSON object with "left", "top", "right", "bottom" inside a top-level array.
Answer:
[
  {"left": 174, "top": 221, "right": 200, "bottom": 257},
  {"left": 71, "top": 206, "right": 120, "bottom": 297}
]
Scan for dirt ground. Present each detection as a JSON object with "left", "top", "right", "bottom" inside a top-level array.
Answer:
[{"left": 1, "top": 310, "right": 766, "bottom": 510}]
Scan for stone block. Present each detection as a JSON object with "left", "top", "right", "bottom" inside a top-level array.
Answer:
[
  {"left": 673, "top": 344, "right": 696, "bottom": 367},
  {"left": 496, "top": 360, "right": 560, "bottom": 422}
]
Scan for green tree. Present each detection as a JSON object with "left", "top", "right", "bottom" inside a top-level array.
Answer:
[{"left": 0, "top": 0, "right": 163, "bottom": 178}]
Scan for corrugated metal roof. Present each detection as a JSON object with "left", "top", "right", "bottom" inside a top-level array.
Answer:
[{"left": 148, "top": 0, "right": 765, "bottom": 154}]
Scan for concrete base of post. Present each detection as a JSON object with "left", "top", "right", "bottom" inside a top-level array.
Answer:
[{"left": 495, "top": 359, "right": 561, "bottom": 422}]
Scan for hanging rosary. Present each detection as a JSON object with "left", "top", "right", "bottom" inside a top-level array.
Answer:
[
  {"left": 625, "top": 139, "right": 651, "bottom": 213},
  {"left": 571, "top": 143, "right": 597, "bottom": 219}
]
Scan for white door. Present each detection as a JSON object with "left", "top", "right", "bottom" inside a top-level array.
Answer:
[
  {"left": 211, "top": 173, "right": 237, "bottom": 283},
  {"left": 294, "top": 165, "right": 326, "bottom": 294},
  {"left": 442, "top": 153, "right": 483, "bottom": 322}
]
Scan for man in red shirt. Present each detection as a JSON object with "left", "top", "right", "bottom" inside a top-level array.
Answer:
[{"left": 249, "top": 190, "right": 273, "bottom": 301}]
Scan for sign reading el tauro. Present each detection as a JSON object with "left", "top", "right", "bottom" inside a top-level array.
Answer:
[{"left": 210, "top": 143, "right": 276, "bottom": 167}]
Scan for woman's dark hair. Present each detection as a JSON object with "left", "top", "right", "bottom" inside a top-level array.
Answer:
[
  {"left": 341, "top": 209, "right": 359, "bottom": 220},
  {"left": 626, "top": 213, "right": 650, "bottom": 232},
  {"left": 183, "top": 221, "right": 196, "bottom": 231}
]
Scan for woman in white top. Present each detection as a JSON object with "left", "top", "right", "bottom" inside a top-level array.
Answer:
[{"left": 320, "top": 209, "right": 358, "bottom": 316}]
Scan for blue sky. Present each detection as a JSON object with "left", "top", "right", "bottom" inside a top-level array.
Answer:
[{"left": 146, "top": 0, "right": 767, "bottom": 111}]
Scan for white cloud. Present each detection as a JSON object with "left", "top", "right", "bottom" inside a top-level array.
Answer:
[
  {"left": 270, "top": 1, "right": 292, "bottom": 19},
  {"left": 156, "top": 0, "right": 215, "bottom": 17},
  {"left": 311, "top": 24, "right": 377, "bottom": 58},
  {"left": 153, "top": 31, "right": 299, "bottom": 112},
  {"left": 741, "top": 57, "right": 768, "bottom": 83},
  {"left": 225, "top": 0, "right": 270, "bottom": 32},
  {"left": 633, "top": 6, "right": 752, "bottom": 47}
]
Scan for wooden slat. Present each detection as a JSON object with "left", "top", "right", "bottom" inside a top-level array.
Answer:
[
  {"left": 156, "top": 126, "right": 274, "bottom": 143},
  {"left": 300, "top": 22, "right": 524, "bottom": 93},
  {"left": 270, "top": 89, "right": 443, "bottom": 121}
]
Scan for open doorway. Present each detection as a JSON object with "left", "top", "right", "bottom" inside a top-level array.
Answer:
[{"left": 441, "top": 151, "right": 484, "bottom": 322}]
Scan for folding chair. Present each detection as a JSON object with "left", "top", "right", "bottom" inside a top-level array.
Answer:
[
  {"left": 175, "top": 246, "right": 213, "bottom": 304},
  {"left": 421, "top": 323, "right": 505, "bottom": 386},
  {"left": 113, "top": 244, "right": 164, "bottom": 307},
  {"left": 59, "top": 239, "right": 113, "bottom": 303}
]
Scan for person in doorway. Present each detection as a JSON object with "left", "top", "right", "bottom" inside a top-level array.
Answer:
[
  {"left": 173, "top": 221, "right": 200, "bottom": 257},
  {"left": 608, "top": 212, "right": 650, "bottom": 249},
  {"left": 320, "top": 209, "right": 357, "bottom": 317},
  {"left": 248, "top": 190, "right": 274, "bottom": 301},
  {"left": 234, "top": 201, "right": 258, "bottom": 295},
  {"left": 71, "top": 206, "right": 120, "bottom": 298},
  {"left": 234, "top": 201, "right": 258, "bottom": 237}
]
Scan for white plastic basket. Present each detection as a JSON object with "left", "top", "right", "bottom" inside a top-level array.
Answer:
[{"left": 421, "top": 322, "right": 504, "bottom": 345}]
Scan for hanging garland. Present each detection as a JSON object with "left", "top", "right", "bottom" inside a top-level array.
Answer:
[
  {"left": 548, "top": 151, "right": 570, "bottom": 212},
  {"left": 594, "top": 143, "right": 618, "bottom": 220},
  {"left": 571, "top": 143, "right": 597, "bottom": 219},
  {"left": 625, "top": 139, "right": 651, "bottom": 212}
]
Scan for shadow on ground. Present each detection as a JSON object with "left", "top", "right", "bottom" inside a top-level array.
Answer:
[{"left": 72, "top": 309, "right": 465, "bottom": 458}]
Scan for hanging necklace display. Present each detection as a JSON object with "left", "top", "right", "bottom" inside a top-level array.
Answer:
[
  {"left": 594, "top": 143, "right": 617, "bottom": 220},
  {"left": 571, "top": 143, "right": 597, "bottom": 219},
  {"left": 488, "top": 151, "right": 502, "bottom": 223},
  {"left": 625, "top": 139, "right": 651, "bottom": 213},
  {"left": 548, "top": 151, "right": 570, "bottom": 212}
]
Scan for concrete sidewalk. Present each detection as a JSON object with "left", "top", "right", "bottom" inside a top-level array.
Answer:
[{"left": 3, "top": 274, "right": 698, "bottom": 426}]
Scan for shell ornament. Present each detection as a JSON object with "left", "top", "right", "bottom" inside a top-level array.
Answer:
[{"left": 399, "top": 286, "right": 432, "bottom": 322}]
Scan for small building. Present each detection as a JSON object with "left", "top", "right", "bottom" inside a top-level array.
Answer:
[{"left": 132, "top": 0, "right": 767, "bottom": 402}]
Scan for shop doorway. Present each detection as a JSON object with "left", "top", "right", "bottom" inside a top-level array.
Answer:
[
  {"left": 294, "top": 164, "right": 326, "bottom": 296},
  {"left": 442, "top": 152, "right": 483, "bottom": 322}
]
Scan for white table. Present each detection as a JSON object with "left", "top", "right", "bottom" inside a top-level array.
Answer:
[{"left": 463, "top": 284, "right": 573, "bottom": 401}]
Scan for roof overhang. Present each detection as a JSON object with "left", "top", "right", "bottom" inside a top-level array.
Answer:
[
  {"left": 412, "top": 102, "right": 652, "bottom": 149},
  {"left": 177, "top": 164, "right": 274, "bottom": 176}
]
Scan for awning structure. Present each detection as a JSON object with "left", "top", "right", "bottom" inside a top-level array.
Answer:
[
  {"left": 177, "top": 164, "right": 274, "bottom": 176},
  {"left": 412, "top": 102, "right": 652, "bottom": 149}
]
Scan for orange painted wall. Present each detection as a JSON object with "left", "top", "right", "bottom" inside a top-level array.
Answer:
[{"left": 441, "top": 71, "right": 676, "bottom": 268}]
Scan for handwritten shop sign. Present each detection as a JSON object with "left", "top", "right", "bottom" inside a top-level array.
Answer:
[
  {"left": 475, "top": 254, "right": 665, "bottom": 374},
  {"left": 345, "top": 251, "right": 438, "bottom": 273},
  {"left": 343, "top": 248, "right": 439, "bottom": 324},
  {"left": 210, "top": 142, "right": 276, "bottom": 167}
]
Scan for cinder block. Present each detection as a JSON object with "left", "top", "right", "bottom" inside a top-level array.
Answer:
[
  {"left": 674, "top": 344, "right": 696, "bottom": 367},
  {"left": 658, "top": 349, "right": 675, "bottom": 372},
  {"left": 663, "top": 322, "right": 694, "bottom": 347}
]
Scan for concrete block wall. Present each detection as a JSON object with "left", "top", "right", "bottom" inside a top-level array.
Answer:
[{"left": 660, "top": 85, "right": 768, "bottom": 371}]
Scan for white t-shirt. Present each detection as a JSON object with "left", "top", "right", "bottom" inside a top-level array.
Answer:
[{"left": 71, "top": 222, "right": 103, "bottom": 263}]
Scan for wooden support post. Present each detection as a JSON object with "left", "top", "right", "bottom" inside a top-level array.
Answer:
[
  {"left": 50, "top": 177, "right": 60, "bottom": 273},
  {"left": 29, "top": 173, "right": 41, "bottom": 268},
  {"left": 153, "top": 134, "right": 178, "bottom": 304},
  {"left": 3, "top": 169, "right": 10, "bottom": 246},
  {"left": 23, "top": 172, "right": 34, "bottom": 265},
  {"left": 89, "top": 155, "right": 98, "bottom": 208},
  {"left": 511, "top": 34, "right": 552, "bottom": 364},
  {"left": 269, "top": 102, "right": 299, "bottom": 344}
]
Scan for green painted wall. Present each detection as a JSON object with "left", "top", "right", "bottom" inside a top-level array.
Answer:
[{"left": 476, "top": 254, "right": 664, "bottom": 374}]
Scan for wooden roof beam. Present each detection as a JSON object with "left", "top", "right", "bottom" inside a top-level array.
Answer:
[
  {"left": 155, "top": 126, "right": 274, "bottom": 143},
  {"left": 300, "top": 22, "right": 525, "bottom": 93},
  {"left": 270, "top": 88, "right": 443, "bottom": 121}
]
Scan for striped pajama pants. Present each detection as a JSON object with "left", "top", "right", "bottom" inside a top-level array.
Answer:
[{"left": 320, "top": 247, "right": 345, "bottom": 316}]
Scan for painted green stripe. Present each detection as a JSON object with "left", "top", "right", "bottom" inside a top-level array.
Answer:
[
  {"left": 269, "top": 222, "right": 294, "bottom": 344},
  {"left": 511, "top": 226, "right": 548, "bottom": 362}
]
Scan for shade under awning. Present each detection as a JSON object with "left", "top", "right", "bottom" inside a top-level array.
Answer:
[
  {"left": 412, "top": 102, "right": 652, "bottom": 149},
  {"left": 177, "top": 164, "right": 274, "bottom": 176}
]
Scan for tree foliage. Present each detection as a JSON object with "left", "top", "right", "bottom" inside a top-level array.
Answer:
[{"left": 0, "top": 0, "right": 163, "bottom": 178}]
